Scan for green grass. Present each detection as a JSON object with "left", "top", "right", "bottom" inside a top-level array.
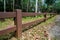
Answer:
[
  {"left": 0, "top": 15, "right": 44, "bottom": 30},
  {"left": 40, "top": 16, "right": 55, "bottom": 26},
  {"left": 0, "top": 14, "right": 54, "bottom": 30},
  {"left": 22, "top": 15, "right": 44, "bottom": 24}
]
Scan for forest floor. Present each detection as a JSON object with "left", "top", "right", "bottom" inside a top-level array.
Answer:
[
  {"left": 10, "top": 16, "right": 56, "bottom": 40},
  {"left": 0, "top": 15, "right": 56, "bottom": 40}
]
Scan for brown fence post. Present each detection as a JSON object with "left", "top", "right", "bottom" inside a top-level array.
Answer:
[
  {"left": 14, "top": 9, "right": 22, "bottom": 38},
  {"left": 0, "top": 18, "right": 5, "bottom": 21},
  {"left": 50, "top": 14, "right": 52, "bottom": 18},
  {"left": 44, "top": 12, "right": 47, "bottom": 21}
]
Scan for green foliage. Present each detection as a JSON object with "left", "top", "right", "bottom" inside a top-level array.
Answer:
[
  {"left": 0, "top": 0, "right": 4, "bottom": 11},
  {"left": 45, "top": 0, "right": 55, "bottom": 5},
  {"left": 15, "top": 0, "right": 21, "bottom": 9},
  {"left": 22, "top": 0, "right": 35, "bottom": 12},
  {"left": 45, "top": 0, "right": 56, "bottom": 12},
  {"left": 40, "top": 5, "right": 47, "bottom": 12},
  {"left": 6, "top": 0, "right": 13, "bottom": 11},
  {"left": 47, "top": 6, "right": 53, "bottom": 12},
  {"left": 0, "top": 0, "right": 42, "bottom": 12},
  {"left": 0, "top": 0, "right": 21, "bottom": 12},
  {"left": 53, "top": 2, "right": 60, "bottom": 13}
]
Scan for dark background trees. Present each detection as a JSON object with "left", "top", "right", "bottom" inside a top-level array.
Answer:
[
  {"left": 45, "top": 0, "right": 56, "bottom": 12},
  {"left": 0, "top": 0, "right": 4, "bottom": 11},
  {"left": 53, "top": 0, "right": 60, "bottom": 13},
  {"left": 0, "top": 0, "right": 60, "bottom": 13}
]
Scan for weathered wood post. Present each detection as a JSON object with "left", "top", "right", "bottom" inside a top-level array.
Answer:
[
  {"left": 44, "top": 12, "right": 47, "bottom": 21},
  {"left": 50, "top": 13, "right": 52, "bottom": 18},
  {"left": 0, "top": 18, "right": 5, "bottom": 22},
  {"left": 14, "top": 9, "right": 22, "bottom": 38}
]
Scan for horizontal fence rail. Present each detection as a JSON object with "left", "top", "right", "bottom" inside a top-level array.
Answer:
[
  {"left": 22, "top": 18, "right": 45, "bottom": 28},
  {"left": 0, "top": 12, "right": 55, "bottom": 18},
  {"left": 0, "top": 9, "right": 56, "bottom": 38},
  {"left": 0, "top": 12, "right": 16, "bottom": 18},
  {"left": 22, "top": 12, "right": 41, "bottom": 16},
  {"left": 0, "top": 26, "right": 16, "bottom": 36},
  {"left": 22, "top": 12, "right": 55, "bottom": 17}
]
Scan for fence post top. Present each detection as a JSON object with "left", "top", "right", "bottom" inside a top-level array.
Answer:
[{"left": 16, "top": 9, "right": 22, "bottom": 12}]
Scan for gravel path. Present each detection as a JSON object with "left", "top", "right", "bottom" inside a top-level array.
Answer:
[{"left": 48, "top": 15, "right": 60, "bottom": 40}]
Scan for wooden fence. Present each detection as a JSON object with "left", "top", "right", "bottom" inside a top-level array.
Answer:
[{"left": 0, "top": 9, "right": 56, "bottom": 38}]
